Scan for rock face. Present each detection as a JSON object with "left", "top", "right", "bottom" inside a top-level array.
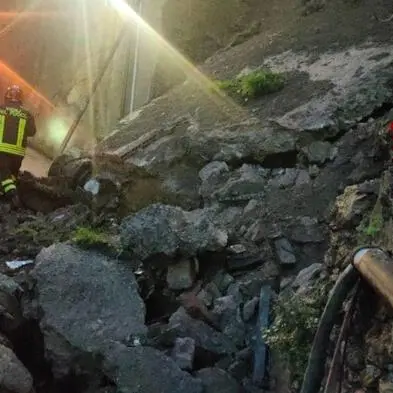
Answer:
[{"left": 94, "top": 44, "right": 393, "bottom": 217}]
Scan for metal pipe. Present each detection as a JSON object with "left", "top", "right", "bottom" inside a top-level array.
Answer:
[
  {"left": 129, "top": 0, "right": 142, "bottom": 114},
  {"left": 352, "top": 247, "right": 393, "bottom": 308}
]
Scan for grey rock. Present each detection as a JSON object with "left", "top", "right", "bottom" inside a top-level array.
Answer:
[
  {"left": 243, "top": 199, "right": 259, "bottom": 215},
  {"left": 244, "top": 219, "right": 282, "bottom": 243},
  {"left": 0, "top": 344, "right": 33, "bottom": 393},
  {"left": 268, "top": 168, "right": 298, "bottom": 188},
  {"left": 208, "top": 206, "right": 244, "bottom": 238},
  {"left": 213, "top": 272, "right": 235, "bottom": 294},
  {"left": 274, "top": 238, "right": 296, "bottom": 265},
  {"left": 275, "top": 94, "right": 338, "bottom": 135},
  {"left": 199, "top": 161, "right": 230, "bottom": 202},
  {"left": 202, "top": 282, "right": 222, "bottom": 305},
  {"left": 309, "top": 164, "right": 320, "bottom": 178},
  {"left": 199, "top": 161, "right": 230, "bottom": 183},
  {"left": 169, "top": 307, "right": 237, "bottom": 355},
  {"left": 331, "top": 184, "right": 375, "bottom": 229},
  {"left": 195, "top": 367, "right": 242, "bottom": 393},
  {"left": 30, "top": 243, "right": 146, "bottom": 378},
  {"left": 303, "top": 141, "right": 334, "bottom": 165},
  {"left": 280, "top": 277, "right": 294, "bottom": 290},
  {"left": 147, "top": 323, "right": 178, "bottom": 347},
  {"left": 292, "top": 263, "right": 323, "bottom": 290},
  {"left": 357, "top": 179, "right": 380, "bottom": 195},
  {"left": 235, "top": 268, "right": 279, "bottom": 300},
  {"left": 295, "top": 170, "right": 311, "bottom": 187},
  {"left": 0, "top": 274, "right": 24, "bottom": 333},
  {"left": 226, "top": 283, "right": 244, "bottom": 304},
  {"left": 166, "top": 259, "right": 196, "bottom": 290},
  {"left": 172, "top": 337, "right": 196, "bottom": 370},
  {"left": 214, "top": 164, "right": 268, "bottom": 202},
  {"left": 275, "top": 67, "right": 393, "bottom": 136},
  {"left": 120, "top": 204, "right": 228, "bottom": 261},
  {"left": 104, "top": 343, "right": 203, "bottom": 393},
  {"left": 242, "top": 297, "right": 259, "bottom": 322},
  {"left": 0, "top": 274, "right": 22, "bottom": 296},
  {"left": 197, "top": 289, "right": 214, "bottom": 307},
  {"left": 213, "top": 296, "right": 246, "bottom": 348},
  {"left": 288, "top": 216, "right": 325, "bottom": 243},
  {"left": 213, "top": 296, "right": 238, "bottom": 317}
]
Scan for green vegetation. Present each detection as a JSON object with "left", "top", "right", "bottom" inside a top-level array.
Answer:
[
  {"left": 71, "top": 226, "right": 123, "bottom": 256},
  {"left": 357, "top": 198, "right": 384, "bottom": 242},
  {"left": 216, "top": 69, "right": 285, "bottom": 100},
  {"left": 72, "top": 226, "right": 115, "bottom": 248},
  {"left": 365, "top": 198, "right": 384, "bottom": 237},
  {"left": 263, "top": 281, "right": 331, "bottom": 382}
]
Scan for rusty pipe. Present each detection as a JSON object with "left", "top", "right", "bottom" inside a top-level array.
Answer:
[{"left": 353, "top": 247, "right": 393, "bottom": 308}]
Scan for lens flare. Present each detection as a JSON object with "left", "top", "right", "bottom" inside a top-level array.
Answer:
[
  {"left": 107, "top": 0, "right": 244, "bottom": 119},
  {"left": 0, "top": 11, "right": 65, "bottom": 19}
]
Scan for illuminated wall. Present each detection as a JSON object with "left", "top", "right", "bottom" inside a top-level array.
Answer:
[{"left": 0, "top": 0, "right": 136, "bottom": 157}]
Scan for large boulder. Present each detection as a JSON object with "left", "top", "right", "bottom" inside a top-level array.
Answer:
[
  {"left": 120, "top": 204, "right": 228, "bottom": 262},
  {"left": 30, "top": 244, "right": 146, "bottom": 378}
]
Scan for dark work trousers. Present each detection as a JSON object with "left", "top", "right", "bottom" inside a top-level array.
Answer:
[{"left": 0, "top": 153, "right": 23, "bottom": 197}]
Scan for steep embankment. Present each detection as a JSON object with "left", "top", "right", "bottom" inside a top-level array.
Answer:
[{"left": 1, "top": 1, "right": 393, "bottom": 393}]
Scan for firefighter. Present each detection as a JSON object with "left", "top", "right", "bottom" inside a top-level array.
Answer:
[{"left": 0, "top": 85, "right": 37, "bottom": 206}]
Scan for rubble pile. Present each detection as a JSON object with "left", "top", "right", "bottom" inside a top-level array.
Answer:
[{"left": 1, "top": 40, "right": 393, "bottom": 393}]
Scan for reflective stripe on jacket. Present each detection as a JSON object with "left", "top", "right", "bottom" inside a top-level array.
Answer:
[{"left": 0, "top": 106, "right": 29, "bottom": 156}]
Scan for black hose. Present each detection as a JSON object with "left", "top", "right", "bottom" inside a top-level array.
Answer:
[{"left": 299, "top": 263, "right": 359, "bottom": 393}]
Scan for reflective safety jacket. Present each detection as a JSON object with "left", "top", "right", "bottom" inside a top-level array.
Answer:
[{"left": 0, "top": 104, "right": 37, "bottom": 157}]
